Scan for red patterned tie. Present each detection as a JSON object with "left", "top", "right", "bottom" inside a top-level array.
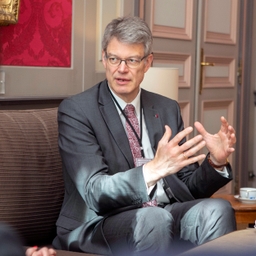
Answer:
[
  {"left": 124, "top": 104, "right": 157, "bottom": 207},
  {"left": 124, "top": 104, "right": 142, "bottom": 165}
]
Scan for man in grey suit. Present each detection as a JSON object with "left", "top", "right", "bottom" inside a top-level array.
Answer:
[{"left": 53, "top": 16, "right": 237, "bottom": 255}]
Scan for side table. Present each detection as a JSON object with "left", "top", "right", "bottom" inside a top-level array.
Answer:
[{"left": 212, "top": 194, "right": 256, "bottom": 229}]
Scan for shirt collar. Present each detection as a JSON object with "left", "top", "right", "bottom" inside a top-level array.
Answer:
[{"left": 108, "top": 85, "right": 141, "bottom": 116}]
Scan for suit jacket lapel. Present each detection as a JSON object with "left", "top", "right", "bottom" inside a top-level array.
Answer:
[
  {"left": 98, "top": 81, "right": 134, "bottom": 167},
  {"left": 141, "top": 90, "right": 164, "bottom": 153}
]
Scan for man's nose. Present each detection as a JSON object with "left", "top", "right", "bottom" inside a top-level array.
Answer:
[{"left": 118, "top": 60, "right": 129, "bottom": 71}]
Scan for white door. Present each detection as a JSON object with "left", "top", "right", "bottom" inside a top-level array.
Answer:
[{"left": 142, "top": 0, "right": 240, "bottom": 194}]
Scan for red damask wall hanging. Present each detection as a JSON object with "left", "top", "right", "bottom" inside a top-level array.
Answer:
[{"left": 0, "top": 0, "right": 72, "bottom": 67}]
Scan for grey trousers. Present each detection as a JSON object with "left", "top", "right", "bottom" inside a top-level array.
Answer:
[{"left": 102, "top": 198, "right": 237, "bottom": 256}]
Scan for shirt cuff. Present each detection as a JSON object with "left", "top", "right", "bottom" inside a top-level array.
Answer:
[
  {"left": 142, "top": 164, "right": 156, "bottom": 195},
  {"left": 215, "top": 166, "right": 229, "bottom": 178}
]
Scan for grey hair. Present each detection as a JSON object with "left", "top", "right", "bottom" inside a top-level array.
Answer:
[{"left": 102, "top": 16, "right": 153, "bottom": 56}]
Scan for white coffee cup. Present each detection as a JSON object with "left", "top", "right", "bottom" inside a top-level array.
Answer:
[{"left": 240, "top": 187, "right": 256, "bottom": 200}]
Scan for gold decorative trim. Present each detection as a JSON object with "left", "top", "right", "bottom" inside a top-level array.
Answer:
[{"left": 0, "top": 0, "right": 20, "bottom": 25}]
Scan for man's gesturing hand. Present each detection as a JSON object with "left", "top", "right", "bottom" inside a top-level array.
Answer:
[
  {"left": 194, "top": 116, "right": 236, "bottom": 167},
  {"left": 144, "top": 125, "right": 206, "bottom": 187}
]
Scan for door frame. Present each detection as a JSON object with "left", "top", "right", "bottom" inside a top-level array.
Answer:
[{"left": 235, "top": 0, "right": 254, "bottom": 192}]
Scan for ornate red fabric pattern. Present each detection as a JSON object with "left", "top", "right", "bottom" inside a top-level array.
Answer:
[{"left": 0, "top": 0, "right": 72, "bottom": 67}]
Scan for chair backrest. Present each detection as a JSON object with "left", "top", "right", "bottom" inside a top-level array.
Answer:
[{"left": 0, "top": 108, "right": 64, "bottom": 245}]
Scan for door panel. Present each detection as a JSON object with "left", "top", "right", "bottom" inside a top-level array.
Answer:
[
  {"left": 204, "top": 0, "right": 238, "bottom": 44},
  {"left": 150, "top": 0, "right": 193, "bottom": 40}
]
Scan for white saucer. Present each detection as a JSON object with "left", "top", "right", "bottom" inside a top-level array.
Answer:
[{"left": 234, "top": 195, "right": 256, "bottom": 204}]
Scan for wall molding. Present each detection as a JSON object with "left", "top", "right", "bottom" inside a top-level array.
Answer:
[
  {"left": 150, "top": 0, "right": 193, "bottom": 40},
  {"left": 204, "top": 0, "right": 238, "bottom": 45},
  {"left": 203, "top": 56, "right": 235, "bottom": 88},
  {"left": 153, "top": 52, "right": 191, "bottom": 88}
]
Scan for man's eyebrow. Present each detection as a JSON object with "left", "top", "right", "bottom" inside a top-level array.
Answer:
[
  {"left": 106, "top": 52, "right": 117, "bottom": 56},
  {"left": 107, "top": 53, "right": 141, "bottom": 58}
]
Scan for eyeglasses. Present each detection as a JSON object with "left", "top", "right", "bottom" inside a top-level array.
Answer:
[{"left": 105, "top": 53, "right": 149, "bottom": 68}]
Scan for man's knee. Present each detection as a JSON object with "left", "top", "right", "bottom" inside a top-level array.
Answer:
[
  {"left": 180, "top": 198, "right": 236, "bottom": 245},
  {"left": 131, "top": 207, "right": 174, "bottom": 254},
  {"left": 208, "top": 198, "right": 235, "bottom": 218},
  {"left": 209, "top": 198, "right": 236, "bottom": 229},
  {"left": 200, "top": 198, "right": 236, "bottom": 241},
  {"left": 135, "top": 207, "right": 174, "bottom": 232},
  {"left": 138, "top": 207, "right": 173, "bottom": 225}
]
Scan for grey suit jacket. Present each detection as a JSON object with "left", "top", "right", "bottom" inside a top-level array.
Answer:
[{"left": 54, "top": 79, "right": 232, "bottom": 254}]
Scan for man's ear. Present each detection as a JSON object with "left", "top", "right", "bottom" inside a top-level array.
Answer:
[
  {"left": 144, "top": 54, "right": 153, "bottom": 73},
  {"left": 102, "top": 50, "right": 107, "bottom": 68}
]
